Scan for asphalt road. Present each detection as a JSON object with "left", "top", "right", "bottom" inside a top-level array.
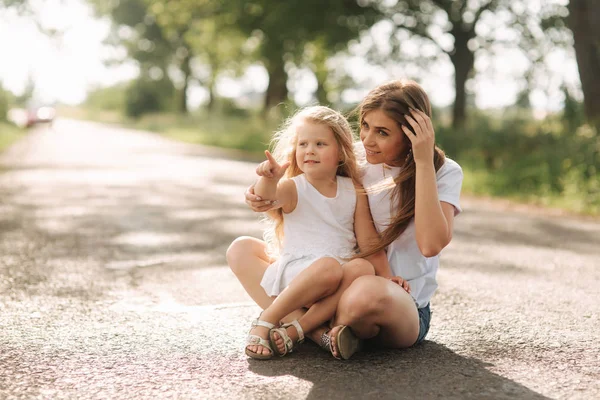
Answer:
[{"left": 1, "top": 119, "right": 598, "bottom": 400}]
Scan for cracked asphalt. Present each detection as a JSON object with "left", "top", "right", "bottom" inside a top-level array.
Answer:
[{"left": 1, "top": 119, "right": 598, "bottom": 399}]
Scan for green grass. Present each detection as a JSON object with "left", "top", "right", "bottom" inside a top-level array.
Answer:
[
  {"left": 0, "top": 122, "right": 26, "bottom": 152},
  {"left": 60, "top": 106, "right": 600, "bottom": 217},
  {"left": 461, "top": 164, "right": 600, "bottom": 216},
  {"left": 58, "top": 106, "right": 275, "bottom": 159}
]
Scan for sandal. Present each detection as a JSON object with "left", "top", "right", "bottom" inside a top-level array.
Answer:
[
  {"left": 269, "top": 319, "right": 305, "bottom": 357},
  {"left": 245, "top": 318, "right": 276, "bottom": 360},
  {"left": 319, "top": 325, "right": 361, "bottom": 360}
]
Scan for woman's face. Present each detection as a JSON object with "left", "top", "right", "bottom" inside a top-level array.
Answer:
[{"left": 360, "top": 109, "right": 409, "bottom": 166}]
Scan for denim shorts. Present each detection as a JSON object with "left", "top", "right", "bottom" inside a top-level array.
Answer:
[{"left": 414, "top": 303, "right": 431, "bottom": 345}]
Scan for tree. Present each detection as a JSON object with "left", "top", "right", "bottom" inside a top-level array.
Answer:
[
  {"left": 378, "top": 0, "right": 565, "bottom": 128},
  {"left": 145, "top": 1, "right": 246, "bottom": 111},
  {"left": 567, "top": 0, "right": 600, "bottom": 126},
  {"left": 224, "top": 0, "right": 379, "bottom": 113},
  {"left": 89, "top": 0, "right": 177, "bottom": 114}
]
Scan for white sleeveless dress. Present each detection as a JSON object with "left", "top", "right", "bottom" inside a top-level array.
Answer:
[{"left": 260, "top": 174, "right": 358, "bottom": 296}]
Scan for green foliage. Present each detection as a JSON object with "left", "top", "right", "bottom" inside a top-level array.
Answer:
[
  {"left": 437, "top": 112, "right": 600, "bottom": 213},
  {"left": 86, "top": 84, "right": 127, "bottom": 112},
  {"left": 125, "top": 77, "right": 174, "bottom": 118},
  {"left": 0, "top": 122, "right": 25, "bottom": 153},
  {"left": 0, "top": 84, "right": 12, "bottom": 121}
]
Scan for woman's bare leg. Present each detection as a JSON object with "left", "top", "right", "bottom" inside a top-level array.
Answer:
[{"left": 333, "top": 275, "right": 420, "bottom": 349}]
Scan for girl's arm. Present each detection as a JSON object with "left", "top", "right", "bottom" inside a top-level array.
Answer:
[
  {"left": 404, "top": 109, "right": 454, "bottom": 257},
  {"left": 353, "top": 185, "right": 393, "bottom": 278},
  {"left": 255, "top": 150, "right": 297, "bottom": 213}
]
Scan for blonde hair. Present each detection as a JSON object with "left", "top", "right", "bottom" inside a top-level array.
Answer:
[
  {"left": 263, "top": 105, "right": 360, "bottom": 256},
  {"left": 356, "top": 79, "right": 446, "bottom": 259}
]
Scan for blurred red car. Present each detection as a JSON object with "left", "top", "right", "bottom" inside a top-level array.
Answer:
[{"left": 25, "top": 106, "right": 56, "bottom": 127}]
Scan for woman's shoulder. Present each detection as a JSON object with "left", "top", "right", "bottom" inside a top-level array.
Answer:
[{"left": 437, "top": 157, "right": 463, "bottom": 178}]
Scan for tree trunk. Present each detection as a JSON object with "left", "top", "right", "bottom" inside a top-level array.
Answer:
[
  {"left": 264, "top": 58, "right": 288, "bottom": 114},
  {"left": 179, "top": 53, "right": 192, "bottom": 114},
  {"left": 206, "top": 80, "right": 216, "bottom": 111},
  {"left": 449, "top": 30, "right": 475, "bottom": 129},
  {"left": 313, "top": 54, "right": 329, "bottom": 105},
  {"left": 568, "top": 0, "right": 600, "bottom": 126}
]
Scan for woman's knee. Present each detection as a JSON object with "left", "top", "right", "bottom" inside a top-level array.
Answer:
[
  {"left": 342, "top": 258, "right": 375, "bottom": 282},
  {"left": 337, "top": 276, "right": 391, "bottom": 320}
]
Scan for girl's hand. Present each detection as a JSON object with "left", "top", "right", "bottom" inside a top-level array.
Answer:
[
  {"left": 245, "top": 184, "right": 280, "bottom": 212},
  {"left": 402, "top": 108, "right": 435, "bottom": 166},
  {"left": 389, "top": 276, "right": 411, "bottom": 293},
  {"left": 256, "top": 150, "right": 290, "bottom": 180}
]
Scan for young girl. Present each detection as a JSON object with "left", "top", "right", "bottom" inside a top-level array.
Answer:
[
  {"left": 236, "top": 80, "right": 463, "bottom": 358},
  {"left": 237, "top": 106, "right": 407, "bottom": 360}
]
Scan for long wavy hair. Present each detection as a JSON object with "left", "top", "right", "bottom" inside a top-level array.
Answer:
[
  {"left": 263, "top": 105, "right": 361, "bottom": 256},
  {"left": 356, "top": 80, "right": 446, "bottom": 258}
]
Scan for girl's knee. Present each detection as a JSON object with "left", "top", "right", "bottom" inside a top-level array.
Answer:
[
  {"left": 343, "top": 259, "right": 375, "bottom": 281},
  {"left": 318, "top": 257, "right": 344, "bottom": 288},
  {"left": 226, "top": 236, "right": 255, "bottom": 272}
]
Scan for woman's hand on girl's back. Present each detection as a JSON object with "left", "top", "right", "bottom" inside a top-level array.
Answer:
[
  {"left": 389, "top": 276, "right": 411, "bottom": 293},
  {"left": 403, "top": 108, "right": 435, "bottom": 166},
  {"left": 245, "top": 184, "right": 280, "bottom": 212}
]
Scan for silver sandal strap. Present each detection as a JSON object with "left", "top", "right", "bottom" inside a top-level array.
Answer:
[
  {"left": 282, "top": 320, "right": 305, "bottom": 343},
  {"left": 255, "top": 319, "right": 275, "bottom": 329}
]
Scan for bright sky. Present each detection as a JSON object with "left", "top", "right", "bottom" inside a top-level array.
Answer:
[{"left": 0, "top": 0, "right": 582, "bottom": 113}]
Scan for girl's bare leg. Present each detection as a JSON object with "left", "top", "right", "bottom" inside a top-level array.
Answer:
[
  {"left": 226, "top": 236, "right": 274, "bottom": 310},
  {"left": 226, "top": 237, "right": 335, "bottom": 356},
  {"left": 333, "top": 275, "right": 420, "bottom": 349},
  {"left": 255, "top": 257, "right": 343, "bottom": 352},
  {"left": 272, "top": 258, "right": 375, "bottom": 354}
]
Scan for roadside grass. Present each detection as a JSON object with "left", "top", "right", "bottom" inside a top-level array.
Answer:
[
  {"left": 461, "top": 164, "right": 600, "bottom": 216},
  {"left": 0, "top": 122, "right": 26, "bottom": 152},
  {"left": 59, "top": 106, "right": 600, "bottom": 216},
  {"left": 58, "top": 106, "right": 274, "bottom": 158}
]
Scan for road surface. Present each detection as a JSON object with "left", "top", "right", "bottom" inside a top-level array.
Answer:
[{"left": 1, "top": 119, "right": 598, "bottom": 399}]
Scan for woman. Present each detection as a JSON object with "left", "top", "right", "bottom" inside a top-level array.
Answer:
[{"left": 227, "top": 79, "right": 463, "bottom": 358}]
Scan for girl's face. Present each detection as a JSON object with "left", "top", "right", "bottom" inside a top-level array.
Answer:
[
  {"left": 360, "top": 109, "right": 409, "bottom": 166},
  {"left": 295, "top": 119, "right": 340, "bottom": 180}
]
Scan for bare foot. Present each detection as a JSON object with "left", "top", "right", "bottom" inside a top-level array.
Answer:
[{"left": 328, "top": 325, "right": 344, "bottom": 359}]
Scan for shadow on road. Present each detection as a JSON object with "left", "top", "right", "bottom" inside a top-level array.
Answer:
[{"left": 248, "top": 341, "right": 549, "bottom": 399}]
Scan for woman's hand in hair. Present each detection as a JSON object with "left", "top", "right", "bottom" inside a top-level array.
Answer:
[
  {"left": 244, "top": 184, "right": 280, "bottom": 212},
  {"left": 389, "top": 276, "right": 411, "bottom": 293},
  {"left": 402, "top": 108, "right": 435, "bottom": 166}
]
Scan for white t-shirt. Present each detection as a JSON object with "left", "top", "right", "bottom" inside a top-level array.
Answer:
[{"left": 362, "top": 158, "right": 463, "bottom": 308}]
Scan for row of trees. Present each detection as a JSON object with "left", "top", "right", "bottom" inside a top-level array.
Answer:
[{"left": 2, "top": 0, "right": 599, "bottom": 127}]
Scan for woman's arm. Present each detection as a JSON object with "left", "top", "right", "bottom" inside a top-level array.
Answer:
[
  {"left": 404, "top": 109, "right": 454, "bottom": 257},
  {"left": 353, "top": 186, "right": 393, "bottom": 278},
  {"left": 414, "top": 164, "right": 455, "bottom": 257}
]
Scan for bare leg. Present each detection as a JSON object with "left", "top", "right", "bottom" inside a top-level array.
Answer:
[
  {"left": 254, "top": 257, "right": 343, "bottom": 354},
  {"left": 334, "top": 275, "right": 420, "bottom": 349},
  {"left": 226, "top": 236, "right": 274, "bottom": 310},
  {"left": 272, "top": 258, "right": 375, "bottom": 355},
  {"left": 226, "top": 236, "right": 276, "bottom": 356}
]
